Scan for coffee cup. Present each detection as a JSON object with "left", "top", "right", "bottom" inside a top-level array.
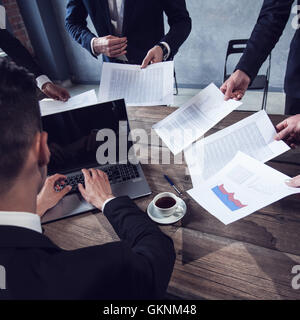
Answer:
[{"left": 153, "top": 192, "right": 184, "bottom": 217}]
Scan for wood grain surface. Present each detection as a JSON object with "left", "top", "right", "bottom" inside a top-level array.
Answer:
[{"left": 44, "top": 107, "right": 300, "bottom": 300}]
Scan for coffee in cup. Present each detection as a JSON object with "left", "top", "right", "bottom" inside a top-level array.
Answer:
[{"left": 153, "top": 192, "right": 184, "bottom": 217}]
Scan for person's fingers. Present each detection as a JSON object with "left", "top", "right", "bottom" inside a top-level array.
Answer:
[
  {"left": 110, "top": 50, "right": 127, "bottom": 58},
  {"left": 96, "top": 170, "right": 106, "bottom": 180},
  {"left": 276, "top": 120, "right": 288, "bottom": 132},
  {"left": 275, "top": 127, "right": 291, "bottom": 141},
  {"left": 107, "top": 37, "right": 127, "bottom": 47},
  {"left": 82, "top": 169, "right": 92, "bottom": 183},
  {"left": 59, "top": 185, "right": 72, "bottom": 198},
  {"left": 224, "top": 80, "right": 235, "bottom": 101},
  {"left": 286, "top": 175, "right": 300, "bottom": 188},
  {"left": 110, "top": 41, "right": 127, "bottom": 52},
  {"left": 109, "top": 43, "right": 127, "bottom": 55},
  {"left": 59, "top": 88, "right": 70, "bottom": 102},
  {"left": 49, "top": 174, "right": 66, "bottom": 183},
  {"left": 220, "top": 83, "right": 227, "bottom": 95},
  {"left": 141, "top": 52, "right": 153, "bottom": 69},
  {"left": 89, "top": 168, "right": 99, "bottom": 179},
  {"left": 78, "top": 183, "right": 87, "bottom": 198}
]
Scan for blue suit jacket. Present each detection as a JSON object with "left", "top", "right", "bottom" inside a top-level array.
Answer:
[
  {"left": 236, "top": 0, "right": 300, "bottom": 98},
  {"left": 65, "top": 0, "right": 191, "bottom": 64}
]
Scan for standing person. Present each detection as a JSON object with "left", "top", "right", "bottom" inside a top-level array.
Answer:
[
  {"left": 221, "top": 0, "right": 300, "bottom": 115},
  {"left": 65, "top": 0, "right": 191, "bottom": 68},
  {"left": 0, "top": 4, "right": 70, "bottom": 101}
]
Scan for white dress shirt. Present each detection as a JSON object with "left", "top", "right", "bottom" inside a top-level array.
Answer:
[
  {"left": 91, "top": 0, "right": 170, "bottom": 60},
  {"left": 0, "top": 198, "right": 115, "bottom": 234},
  {"left": 0, "top": 5, "right": 51, "bottom": 90},
  {"left": 0, "top": 211, "right": 42, "bottom": 233}
]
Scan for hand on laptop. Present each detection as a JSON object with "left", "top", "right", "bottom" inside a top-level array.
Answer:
[
  {"left": 37, "top": 174, "right": 72, "bottom": 217},
  {"left": 78, "top": 169, "right": 114, "bottom": 211},
  {"left": 275, "top": 114, "right": 300, "bottom": 148},
  {"left": 286, "top": 175, "right": 300, "bottom": 188}
]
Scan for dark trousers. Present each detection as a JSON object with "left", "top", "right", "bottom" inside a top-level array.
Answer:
[{"left": 285, "top": 95, "right": 300, "bottom": 115}]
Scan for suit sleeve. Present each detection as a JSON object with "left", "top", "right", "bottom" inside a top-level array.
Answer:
[
  {"left": 0, "top": 29, "right": 43, "bottom": 77},
  {"left": 103, "top": 196, "right": 176, "bottom": 299},
  {"left": 161, "top": 0, "right": 192, "bottom": 58},
  {"left": 65, "top": 0, "right": 97, "bottom": 57},
  {"left": 236, "top": 0, "right": 294, "bottom": 81}
]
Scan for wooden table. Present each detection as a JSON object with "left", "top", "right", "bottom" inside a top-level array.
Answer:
[{"left": 44, "top": 107, "right": 300, "bottom": 300}]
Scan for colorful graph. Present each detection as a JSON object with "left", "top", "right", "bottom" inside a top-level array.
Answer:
[{"left": 211, "top": 184, "right": 247, "bottom": 211}]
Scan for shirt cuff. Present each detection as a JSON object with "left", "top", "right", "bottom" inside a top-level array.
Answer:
[
  {"left": 160, "top": 42, "right": 171, "bottom": 60},
  {"left": 91, "top": 37, "right": 98, "bottom": 56},
  {"left": 36, "top": 75, "right": 51, "bottom": 90},
  {"left": 102, "top": 197, "right": 116, "bottom": 212}
]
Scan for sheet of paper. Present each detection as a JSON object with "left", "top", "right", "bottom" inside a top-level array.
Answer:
[
  {"left": 39, "top": 90, "right": 98, "bottom": 116},
  {"left": 0, "top": 5, "right": 6, "bottom": 29},
  {"left": 98, "top": 62, "right": 174, "bottom": 107},
  {"left": 184, "top": 110, "right": 290, "bottom": 188},
  {"left": 188, "top": 152, "right": 300, "bottom": 225},
  {"left": 152, "top": 83, "right": 242, "bottom": 155}
]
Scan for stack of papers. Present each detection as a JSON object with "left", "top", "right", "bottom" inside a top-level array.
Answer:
[
  {"left": 99, "top": 62, "right": 174, "bottom": 106},
  {"left": 188, "top": 152, "right": 300, "bottom": 225},
  {"left": 39, "top": 90, "right": 98, "bottom": 117},
  {"left": 153, "top": 83, "right": 242, "bottom": 155}
]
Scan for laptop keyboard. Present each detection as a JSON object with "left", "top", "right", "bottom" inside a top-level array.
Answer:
[{"left": 64, "top": 164, "right": 140, "bottom": 194}]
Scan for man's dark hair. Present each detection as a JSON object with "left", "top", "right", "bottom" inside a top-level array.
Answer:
[{"left": 0, "top": 58, "right": 41, "bottom": 194}]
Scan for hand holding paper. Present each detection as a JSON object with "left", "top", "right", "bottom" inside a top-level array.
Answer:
[
  {"left": 153, "top": 83, "right": 242, "bottom": 155},
  {"left": 98, "top": 62, "right": 174, "bottom": 106}
]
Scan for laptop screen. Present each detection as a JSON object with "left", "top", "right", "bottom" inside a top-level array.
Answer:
[{"left": 42, "top": 99, "right": 130, "bottom": 175}]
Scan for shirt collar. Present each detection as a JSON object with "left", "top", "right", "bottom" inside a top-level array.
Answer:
[
  {"left": 0, "top": 211, "right": 42, "bottom": 234},
  {"left": 0, "top": 5, "right": 6, "bottom": 30}
]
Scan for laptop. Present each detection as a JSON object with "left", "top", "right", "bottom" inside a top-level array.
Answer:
[{"left": 41, "top": 99, "right": 151, "bottom": 224}]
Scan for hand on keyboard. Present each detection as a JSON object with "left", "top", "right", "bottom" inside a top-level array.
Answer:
[{"left": 78, "top": 169, "right": 114, "bottom": 211}]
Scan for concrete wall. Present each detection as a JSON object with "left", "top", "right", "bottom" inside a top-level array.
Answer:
[{"left": 51, "top": 0, "right": 296, "bottom": 89}]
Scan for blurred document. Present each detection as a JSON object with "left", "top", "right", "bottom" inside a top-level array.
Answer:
[
  {"left": 185, "top": 110, "right": 290, "bottom": 188},
  {"left": 99, "top": 62, "right": 174, "bottom": 106},
  {"left": 40, "top": 90, "right": 98, "bottom": 116},
  {"left": 153, "top": 83, "right": 242, "bottom": 155},
  {"left": 188, "top": 152, "right": 300, "bottom": 225}
]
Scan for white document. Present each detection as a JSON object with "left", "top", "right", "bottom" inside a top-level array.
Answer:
[
  {"left": 188, "top": 152, "right": 300, "bottom": 225},
  {"left": 98, "top": 61, "right": 174, "bottom": 107},
  {"left": 153, "top": 83, "right": 242, "bottom": 155},
  {"left": 39, "top": 90, "right": 98, "bottom": 116},
  {"left": 185, "top": 110, "right": 290, "bottom": 188},
  {"left": 0, "top": 5, "right": 6, "bottom": 29}
]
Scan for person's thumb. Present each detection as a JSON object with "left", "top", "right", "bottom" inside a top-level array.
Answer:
[{"left": 286, "top": 175, "right": 300, "bottom": 188}]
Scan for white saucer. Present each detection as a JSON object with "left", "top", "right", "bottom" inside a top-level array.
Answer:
[{"left": 147, "top": 198, "right": 187, "bottom": 225}]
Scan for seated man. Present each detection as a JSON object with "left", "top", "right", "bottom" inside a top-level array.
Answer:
[
  {"left": 276, "top": 114, "right": 300, "bottom": 187},
  {"left": 0, "top": 4, "right": 70, "bottom": 101},
  {"left": 65, "top": 0, "right": 191, "bottom": 68},
  {"left": 0, "top": 59, "right": 175, "bottom": 300}
]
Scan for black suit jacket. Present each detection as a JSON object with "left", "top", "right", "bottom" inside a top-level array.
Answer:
[
  {"left": 0, "top": 197, "right": 175, "bottom": 300},
  {"left": 65, "top": 0, "right": 191, "bottom": 64},
  {"left": 236, "top": 0, "right": 300, "bottom": 98},
  {"left": 0, "top": 29, "right": 42, "bottom": 77}
]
